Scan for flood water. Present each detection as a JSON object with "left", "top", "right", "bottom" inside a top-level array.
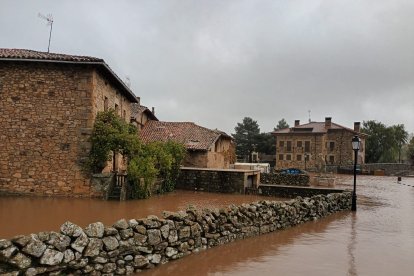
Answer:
[
  {"left": 1, "top": 175, "right": 413, "bottom": 276},
  {"left": 140, "top": 175, "right": 414, "bottom": 276},
  {"left": 0, "top": 191, "right": 277, "bottom": 239}
]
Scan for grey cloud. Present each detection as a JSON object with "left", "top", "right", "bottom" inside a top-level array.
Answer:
[{"left": 0, "top": 0, "right": 413, "bottom": 133}]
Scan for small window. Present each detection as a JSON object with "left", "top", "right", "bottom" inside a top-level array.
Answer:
[
  {"left": 286, "top": 141, "right": 292, "bottom": 152},
  {"left": 329, "top": 141, "right": 335, "bottom": 151},
  {"left": 329, "top": 155, "right": 335, "bottom": 164},
  {"left": 297, "top": 154, "right": 302, "bottom": 161},
  {"left": 297, "top": 141, "right": 302, "bottom": 148},
  {"left": 305, "top": 141, "right": 310, "bottom": 152},
  {"left": 286, "top": 154, "right": 291, "bottom": 161},
  {"left": 115, "top": 104, "right": 119, "bottom": 114},
  {"left": 278, "top": 154, "right": 284, "bottom": 161},
  {"left": 104, "top": 97, "right": 109, "bottom": 111},
  {"left": 279, "top": 141, "right": 284, "bottom": 147}
]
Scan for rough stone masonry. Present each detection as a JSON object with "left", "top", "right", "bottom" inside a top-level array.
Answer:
[{"left": 0, "top": 192, "right": 351, "bottom": 275}]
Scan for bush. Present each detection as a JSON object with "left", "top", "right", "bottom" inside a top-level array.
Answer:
[
  {"left": 88, "top": 111, "right": 186, "bottom": 199},
  {"left": 127, "top": 141, "right": 186, "bottom": 198},
  {"left": 88, "top": 110, "right": 140, "bottom": 173}
]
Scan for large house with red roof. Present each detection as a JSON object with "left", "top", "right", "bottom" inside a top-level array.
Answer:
[
  {"left": 272, "top": 117, "right": 366, "bottom": 170},
  {"left": 140, "top": 121, "right": 235, "bottom": 168},
  {"left": 0, "top": 48, "right": 138, "bottom": 197}
]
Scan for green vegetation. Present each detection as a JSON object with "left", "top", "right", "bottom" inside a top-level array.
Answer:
[
  {"left": 88, "top": 110, "right": 186, "bottom": 199},
  {"left": 232, "top": 117, "right": 275, "bottom": 161},
  {"left": 274, "top": 118, "right": 289, "bottom": 130},
  {"left": 128, "top": 141, "right": 186, "bottom": 198},
  {"left": 88, "top": 110, "right": 140, "bottom": 173},
  {"left": 361, "top": 120, "right": 409, "bottom": 163},
  {"left": 407, "top": 136, "right": 414, "bottom": 165}
]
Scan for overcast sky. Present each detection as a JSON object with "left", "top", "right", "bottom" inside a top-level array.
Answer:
[{"left": 1, "top": 0, "right": 413, "bottom": 134}]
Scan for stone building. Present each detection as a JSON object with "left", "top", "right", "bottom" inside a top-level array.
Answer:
[
  {"left": 0, "top": 49, "right": 138, "bottom": 196},
  {"left": 130, "top": 97, "right": 158, "bottom": 130},
  {"left": 272, "top": 117, "right": 366, "bottom": 170},
  {"left": 140, "top": 121, "right": 236, "bottom": 168}
]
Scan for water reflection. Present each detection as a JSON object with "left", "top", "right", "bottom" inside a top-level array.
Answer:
[{"left": 347, "top": 213, "right": 357, "bottom": 276}]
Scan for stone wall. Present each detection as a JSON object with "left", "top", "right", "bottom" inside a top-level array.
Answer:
[
  {"left": 177, "top": 168, "right": 246, "bottom": 193},
  {"left": 335, "top": 163, "right": 413, "bottom": 176},
  {"left": 260, "top": 173, "right": 310, "bottom": 186},
  {"left": 0, "top": 192, "right": 351, "bottom": 275},
  {"left": 259, "top": 185, "right": 345, "bottom": 198},
  {"left": 0, "top": 61, "right": 135, "bottom": 197},
  {"left": 0, "top": 62, "right": 95, "bottom": 197}
]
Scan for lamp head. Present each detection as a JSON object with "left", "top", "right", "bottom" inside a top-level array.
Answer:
[{"left": 352, "top": 135, "right": 361, "bottom": 151}]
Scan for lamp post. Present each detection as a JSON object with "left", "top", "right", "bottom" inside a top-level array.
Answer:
[
  {"left": 304, "top": 153, "right": 308, "bottom": 170},
  {"left": 351, "top": 135, "right": 361, "bottom": 211}
]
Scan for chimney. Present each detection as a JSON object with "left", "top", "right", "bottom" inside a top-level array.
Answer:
[
  {"left": 294, "top": 120, "right": 300, "bottom": 127},
  {"left": 151, "top": 107, "right": 155, "bottom": 115},
  {"left": 136, "top": 96, "right": 140, "bottom": 106},
  {"left": 325, "top": 117, "right": 332, "bottom": 128},
  {"left": 354, "top": 122, "right": 361, "bottom": 132}
]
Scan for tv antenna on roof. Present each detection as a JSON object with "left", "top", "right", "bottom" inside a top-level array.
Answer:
[
  {"left": 38, "top": 13, "right": 54, "bottom": 53},
  {"left": 308, "top": 110, "right": 311, "bottom": 123}
]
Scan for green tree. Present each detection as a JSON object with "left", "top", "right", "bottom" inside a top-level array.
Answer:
[
  {"left": 406, "top": 136, "right": 414, "bottom": 165},
  {"left": 362, "top": 120, "right": 409, "bottom": 163},
  {"left": 256, "top": 132, "right": 276, "bottom": 155},
  {"left": 274, "top": 118, "right": 290, "bottom": 130},
  {"left": 232, "top": 117, "right": 260, "bottom": 162},
  {"left": 391, "top": 124, "right": 409, "bottom": 163}
]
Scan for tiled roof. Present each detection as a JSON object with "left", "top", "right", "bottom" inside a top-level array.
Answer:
[
  {"left": 0, "top": 48, "right": 103, "bottom": 62},
  {"left": 0, "top": 48, "right": 137, "bottom": 103},
  {"left": 140, "top": 121, "right": 232, "bottom": 151},
  {"left": 272, "top": 121, "right": 365, "bottom": 136}
]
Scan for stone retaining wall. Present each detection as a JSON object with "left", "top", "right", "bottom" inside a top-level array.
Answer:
[
  {"left": 260, "top": 173, "right": 310, "bottom": 186},
  {"left": 0, "top": 192, "right": 351, "bottom": 275},
  {"left": 259, "top": 185, "right": 344, "bottom": 198},
  {"left": 177, "top": 168, "right": 260, "bottom": 193}
]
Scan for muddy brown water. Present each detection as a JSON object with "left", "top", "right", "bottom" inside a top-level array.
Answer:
[
  {"left": 0, "top": 191, "right": 278, "bottom": 239},
  {"left": 139, "top": 175, "right": 414, "bottom": 276},
  {"left": 1, "top": 175, "right": 414, "bottom": 275}
]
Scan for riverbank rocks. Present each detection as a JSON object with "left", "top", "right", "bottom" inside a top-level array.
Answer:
[
  {"left": 0, "top": 192, "right": 351, "bottom": 275},
  {"left": 261, "top": 173, "right": 310, "bottom": 186}
]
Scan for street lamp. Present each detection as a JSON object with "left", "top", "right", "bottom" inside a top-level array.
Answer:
[{"left": 351, "top": 135, "right": 361, "bottom": 211}]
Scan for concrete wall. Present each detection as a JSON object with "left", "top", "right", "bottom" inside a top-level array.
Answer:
[
  {"left": 0, "top": 192, "right": 351, "bottom": 275},
  {"left": 0, "top": 61, "right": 134, "bottom": 197}
]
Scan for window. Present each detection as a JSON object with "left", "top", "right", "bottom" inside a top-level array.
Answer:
[
  {"left": 104, "top": 97, "right": 109, "bottom": 111},
  {"left": 329, "top": 141, "right": 335, "bottom": 151},
  {"left": 286, "top": 154, "right": 291, "bottom": 161},
  {"left": 279, "top": 141, "right": 284, "bottom": 147},
  {"left": 297, "top": 154, "right": 302, "bottom": 161},
  {"left": 329, "top": 155, "right": 335, "bottom": 164},
  {"left": 115, "top": 104, "right": 119, "bottom": 115},
  {"left": 286, "top": 141, "right": 292, "bottom": 152},
  {"left": 278, "top": 154, "right": 284, "bottom": 161},
  {"left": 123, "top": 110, "right": 126, "bottom": 120},
  {"left": 297, "top": 141, "right": 302, "bottom": 148},
  {"left": 304, "top": 141, "right": 310, "bottom": 152}
]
